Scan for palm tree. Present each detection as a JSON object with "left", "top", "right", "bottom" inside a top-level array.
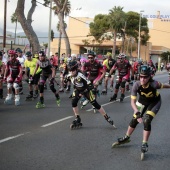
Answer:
[
  {"left": 11, "top": 13, "right": 18, "bottom": 44},
  {"left": 108, "top": 6, "right": 126, "bottom": 58},
  {"left": 53, "top": 0, "right": 71, "bottom": 55}
]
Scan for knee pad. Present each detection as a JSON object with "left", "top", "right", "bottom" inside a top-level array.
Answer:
[
  {"left": 115, "top": 82, "right": 120, "bottom": 89},
  {"left": 120, "top": 81, "right": 126, "bottom": 88},
  {"left": 143, "top": 114, "right": 152, "bottom": 131},
  {"left": 90, "top": 100, "right": 101, "bottom": 110},
  {"left": 129, "top": 118, "right": 139, "bottom": 128},
  {"left": 49, "top": 83, "right": 56, "bottom": 93},
  {"left": 13, "top": 83, "right": 19, "bottom": 90},
  {"left": 7, "top": 83, "right": 12, "bottom": 89},
  {"left": 72, "top": 98, "right": 79, "bottom": 107}
]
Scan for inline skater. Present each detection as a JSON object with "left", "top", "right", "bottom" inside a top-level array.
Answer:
[
  {"left": 32, "top": 51, "right": 60, "bottom": 108},
  {"left": 24, "top": 51, "right": 42, "bottom": 100},
  {"left": 102, "top": 52, "right": 116, "bottom": 94},
  {"left": 64, "top": 60, "right": 116, "bottom": 129},
  {"left": 0, "top": 51, "right": 5, "bottom": 98},
  {"left": 111, "top": 65, "right": 170, "bottom": 160},
  {"left": 16, "top": 48, "right": 26, "bottom": 94},
  {"left": 109, "top": 53, "right": 134, "bottom": 102},
  {"left": 133, "top": 60, "right": 143, "bottom": 81},
  {"left": 81, "top": 51, "right": 106, "bottom": 112},
  {"left": 3, "top": 50, "right": 22, "bottom": 105}
]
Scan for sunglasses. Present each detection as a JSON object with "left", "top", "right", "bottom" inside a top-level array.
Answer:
[
  {"left": 140, "top": 76, "right": 149, "bottom": 79},
  {"left": 88, "top": 57, "right": 94, "bottom": 59},
  {"left": 118, "top": 58, "right": 123, "bottom": 60}
]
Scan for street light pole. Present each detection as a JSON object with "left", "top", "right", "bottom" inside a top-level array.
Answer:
[
  {"left": 137, "top": 10, "right": 144, "bottom": 60},
  {"left": 47, "top": 0, "right": 52, "bottom": 58},
  {"left": 3, "top": 0, "right": 7, "bottom": 53}
]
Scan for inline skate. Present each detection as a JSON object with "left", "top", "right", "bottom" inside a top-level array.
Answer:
[
  {"left": 112, "top": 135, "right": 131, "bottom": 148},
  {"left": 120, "top": 94, "right": 125, "bottom": 102},
  {"left": 36, "top": 101, "right": 45, "bottom": 109},
  {"left": 15, "top": 95, "right": 20, "bottom": 106},
  {"left": 70, "top": 115, "right": 83, "bottom": 129},
  {"left": 110, "top": 94, "right": 117, "bottom": 102},
  {"left": 4, "top": 94, "right": 12, "bottom": 105},
  {"left": 104, "top": 114, "right": 116, "bottom": 128},
  {"left": 141, "top": 143, "right": 148, "bottom": 161},
  {"left": 101, "top": 89, "right": 107, "bottom": 95},
  {"left": 56, "top": 97, "right": 60, "bottom": 107},
  {"left": 25, "top": 94, "right": 34, "bottom": 101}
]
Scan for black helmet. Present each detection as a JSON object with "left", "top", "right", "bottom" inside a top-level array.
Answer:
[
  {"left": 68, "top": 60, "right": 78, "bottom": 71},
  {"left": 15, "top": 48, "right": 22, "bottom": 53},
  {"left": 87, "top": 50, "right": 96, "bottom": 57},
  {"left": 39, "top": 51, "right": 45, "bottom": 56},
  {"left": 140, "top": 65, "right": 151, "bottom": 76},
  {"left": 26, "top": 51, "right": 32, "bottom": 57}
]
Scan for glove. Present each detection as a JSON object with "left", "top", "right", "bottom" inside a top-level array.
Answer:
[
  {"left": 16, "top": 76, "right": 21, "bottom": 83},
  {"left": 87, "top": 83, "right": 94, "bottom": 90},
  {"left": 134, "top": 111, "right": 141, "bottom": 119},
  {"left": 131, "top": 75, "right": 134, "bottom": 81}
]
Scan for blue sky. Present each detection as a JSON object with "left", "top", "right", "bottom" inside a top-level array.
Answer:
[{"left": 1, "top": 0, "right": 170, "bottom": 34}]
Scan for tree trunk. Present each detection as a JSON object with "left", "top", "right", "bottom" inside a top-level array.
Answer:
[
  {"left": 14, "top": 21, "right": 17, "bottom": 45},
  {"left": 15, "top": 0, "right": 39, "bottom": 54},
  {"left": 58, "top": 12, "right": 71, "bottom": 56},
  {"left": 112, "top": 31, "right": 117, "bottom": 59},
  {"left": 58, "top": 31, "right": 62, "bottom": 57}
]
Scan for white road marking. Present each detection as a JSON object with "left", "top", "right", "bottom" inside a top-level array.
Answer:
[
  {"left": 41, "top": 116, "right": 74, "bottom": 127},
  {"left": 86, "top": 95, "right": 131, "bottom": 111},
  {"left": 0, "top": 132, "right": 30, "bottom": 144}
]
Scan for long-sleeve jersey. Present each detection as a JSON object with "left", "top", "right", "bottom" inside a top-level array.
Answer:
[{"left": 65, "top": 71, "right": 92, "bottom": 92}]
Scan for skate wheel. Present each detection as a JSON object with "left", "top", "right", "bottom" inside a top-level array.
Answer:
[
  {"left": 111, "top": 142, "right": 120, "bottom": 148},
  {"left": 141, "top": 152, "right": 145, "bottom": 161},
  {"left": 70, "top": 124, "right": 75, "bottom": 129}
]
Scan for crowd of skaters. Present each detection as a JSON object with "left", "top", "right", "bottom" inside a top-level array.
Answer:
[{"left": 1, "top": 48, "right": 170, "bottom": 158}]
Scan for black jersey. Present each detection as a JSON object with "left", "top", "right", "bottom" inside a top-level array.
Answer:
[
  {"left": 37, "top": 59, "right": 52, "bottom": 75},
  {"left": 131, "top": 79, "right": 162, "bottom": 105}
]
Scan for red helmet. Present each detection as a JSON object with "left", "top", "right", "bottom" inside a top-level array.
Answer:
[{"left": 8, "top": 50, "right": 17, "bottom": 55}]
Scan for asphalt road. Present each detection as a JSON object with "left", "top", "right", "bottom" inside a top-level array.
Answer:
[{"left": 0, "top": 71, "right": 170, "bottom": 170}]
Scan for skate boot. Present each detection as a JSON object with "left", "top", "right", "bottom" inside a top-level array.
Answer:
[
  {"left": 36, "top": 101, "right": 45, "bottom": 109},
  {"left": 141, "top": 143, "right": 148, "bottom": 153},
  {"left": 110, "top": 94, "right": 117, "bottom": 102},
  {"left": 59, "top": 88, "right": 64, "bottom": 92},
  {"left": 112, "top": 135, "right": 131, "bottom": 148},
  {"left": 15, "top": 95, "right": 20, "bottom": 106},
  {"left": 33, "top": 93, "right": 38, "bottom": 99},
  {"left": 141, "top": 143, "right": 148, "bottom": 160},
  {"left": 92, "top": 106, "right": 96, "bottom": 113},
  {"left": 70, "top": 115, "right": 83, "bottom": 129},
  {"left": 56, "top": 97, "right": 60, "bottom": 107},
  {"left": 81, "top": 99, "right": 89, "bottom": 109},
  {"left": 25, "top": 94, "right": 33, "bottom": 101},
  {"left": 104, "top": 114, "right": 116, "bottom": 128},
  {"left": 4, "top": 94, "right": 12, "bottom": 105},
  {"left": 120, "top": 93, "right": 125, "bottom": 102},
  {"left": 101, "top": 89, "right": 107, "bottom": 95}
]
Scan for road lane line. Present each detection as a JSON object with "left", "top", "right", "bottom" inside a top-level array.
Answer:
[
  {"left": 0, "top": 132, "right": 30, "bottom": 144},
  {"left": 41, "top": 116, "right": 74, "bottom": 127},
  {"left": 86, "top": 95, "right": 131, "bottom": 111}
]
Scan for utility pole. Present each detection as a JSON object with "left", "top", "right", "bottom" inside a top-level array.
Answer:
[{"left": 3, "top": 0, "right": 7, "bottom": 53}]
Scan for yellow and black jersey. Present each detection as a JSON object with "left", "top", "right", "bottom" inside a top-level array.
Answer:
[{"left": 131, "top": 79, "right": 163, "bottom": 105}]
